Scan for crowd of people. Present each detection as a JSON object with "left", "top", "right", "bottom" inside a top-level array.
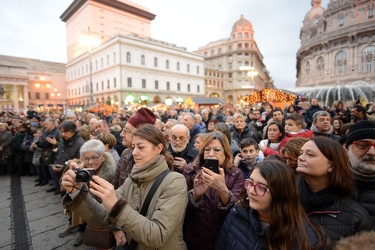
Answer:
[{"left": 0, "top": 98, "right": 375, "bottom": 249}]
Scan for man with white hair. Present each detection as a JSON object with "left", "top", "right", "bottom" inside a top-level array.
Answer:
[
  {"left": 168, "top": 124, "right": 198, "bottom": 173},
  {"left": 183, "top": 112, "right": 205, "bottom": 145},
  {"left": 346, "top": 120, "right": 375, "bottom": 222}
]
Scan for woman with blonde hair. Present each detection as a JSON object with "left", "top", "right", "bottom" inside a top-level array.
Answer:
[{"left": 97, "top": 132, "right": 120, "bottom": 165}]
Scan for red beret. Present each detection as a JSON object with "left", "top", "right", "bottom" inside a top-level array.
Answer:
[{"left": 128, "top": 108, "right": 156, "bottom": 128}]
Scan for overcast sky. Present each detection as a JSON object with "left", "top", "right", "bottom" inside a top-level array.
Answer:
[{"left": 0, "top": 0, "right": 329, "bottom": 89}]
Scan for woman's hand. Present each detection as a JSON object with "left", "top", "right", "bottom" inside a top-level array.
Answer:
[
  {"left": 202, "top": 167, "right": 230, "bottom": 205},
  {"left": 89, "top": 175, "right": 118, "bottom": 210},
  {"left": 201, "top": 167, "right": 227, "bottom": 192},
  {"left": 113, "top": 230, "right": 127, "bottom": 246},
  {"left": 193, "top": 171, "right": 209, "bottom": 200},
  {"left": 258, "top": 142, "right": 267, "bottom": 152},
  {"left": 61, "top": 162, "right": 83, "bottom": 193}
]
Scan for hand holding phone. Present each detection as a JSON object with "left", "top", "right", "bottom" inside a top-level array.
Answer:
[{"left": 204, "top": 159, "right": 219, "bottom": 174}]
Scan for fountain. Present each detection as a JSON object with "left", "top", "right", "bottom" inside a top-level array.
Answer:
[{"left": 293, "top": 81, "right": 375, "bottom": 108}]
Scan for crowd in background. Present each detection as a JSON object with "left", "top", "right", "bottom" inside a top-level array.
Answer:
[{"left": 0, "top": 97, "right": 375, "bottom": 249}]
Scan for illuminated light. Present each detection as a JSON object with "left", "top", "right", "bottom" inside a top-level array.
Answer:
[
  {"left": 46, "top": 84, "right": 51, "bottom": 88},
  {"left": 165, "top": 97, "right": 173, "bottom": 106},
  {"left": 40, "top": 76, "right": 45, "bottom": 81},
  {"left": 51, "top": 93, "right": 55, "bottom": 97},
  {"left": 35, "top": 83, "right": 41, "bottom": 88},
  {"left": 57, "top": 93, "right": 61, "bottom": 96},
  {"left": 54, "top": 88, "right": 58, "bottom": 92},
  {"left": 125, "top": 94, "right": 135, "bottom": 104},
  {"left": 140, "top": 95, "right": 148, "bottom": 101}
]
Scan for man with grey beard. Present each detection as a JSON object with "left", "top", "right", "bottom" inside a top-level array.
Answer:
[
  {"left": 346, "top": 120, "right": 375, "bottom": 222},
  {"left": 167, "top": 124, "right": 198, "bottom": 173}
]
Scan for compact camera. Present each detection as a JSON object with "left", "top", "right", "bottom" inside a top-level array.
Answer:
[{"left": 74, "top": 168, "right": 94, "bottom": 182}]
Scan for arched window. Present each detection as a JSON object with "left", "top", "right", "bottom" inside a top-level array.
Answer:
[
  {"left": 154, "top": 57, "right": 158, "bottom": 67},
  {"left": 141, "top": 55, "right": 145, "bottom": 65},
  {"left": 335, "top": 51, "right": 347, "bottom": 75},
  {"left": 316, "top": 57, "right": 325, "bottom": 78},
  {"left": 126, "top": 52, "right": 131, "bottom": 63},
  {"left": 362, "top": 46, "right": 375, "bottom": 73}
]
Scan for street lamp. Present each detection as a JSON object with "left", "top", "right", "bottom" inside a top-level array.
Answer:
[
  {"left": 80, "top": 26, "right": 100, "bottom": 107},
  {"left": 35, "top": 77, "right": 51, "bottom": 112},
  {"left": 175, "top": 96, "right": 183, "bottom": 105},
  {"left": 239, "top": 66, "right": 258, "bottom": 89}
]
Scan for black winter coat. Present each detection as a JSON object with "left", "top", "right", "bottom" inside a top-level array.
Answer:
[
  {"left": 298, "top": 178, "right": 374, "bottom": 246},
  {"left": 215, "top": 205, "right": 320, "bottom": 250},
  {"left": 352, "top": 171, "right": 375, "bottom": 223},
  {"left": 231, "top": 126, "right": 260, "bottom": 146}
]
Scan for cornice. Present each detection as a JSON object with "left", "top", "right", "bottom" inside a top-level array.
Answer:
[{"left": 60, "top": 0, "right": 156, "bottom": 22}]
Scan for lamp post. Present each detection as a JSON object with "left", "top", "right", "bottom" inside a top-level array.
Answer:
[
  {"left": 80, "top": 26, "right": 99, "bottom": 107},
  {"left": 239, "top": 66, "right": 258, "bottom": 89},
  {"left": 35, "top": 76, "right": 51, "bottom": 112}
]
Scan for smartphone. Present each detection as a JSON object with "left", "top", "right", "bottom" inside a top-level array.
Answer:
[{"left": 204, "top": 159, "right": 219, "bottom": 174}]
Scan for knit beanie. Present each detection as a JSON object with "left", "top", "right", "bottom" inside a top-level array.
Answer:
[
  {"left": 346, "top": 120, "right": 375, "bottom": 147},
  {"left": 127, "top": 108, "right": 156, "bottom": 128}
]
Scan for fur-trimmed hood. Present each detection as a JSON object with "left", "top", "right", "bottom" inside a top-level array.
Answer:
[{"left": 95, "top": 152, "right": 117, "bottom": 183}]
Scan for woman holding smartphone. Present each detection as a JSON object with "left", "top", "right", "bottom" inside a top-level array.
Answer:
[
  {"left": 216, "top": 160, "right": 330, "bottom": 250},
  {"left": 183, "top": 131, "right": 244, "bottom": 250}
]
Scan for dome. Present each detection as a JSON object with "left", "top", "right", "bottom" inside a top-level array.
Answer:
[
  {"left": 304, "top": 0, "right": 325, "bottom": 25},
  {"left": 232, "top": 15, "right": 253, "bottom": 33}
]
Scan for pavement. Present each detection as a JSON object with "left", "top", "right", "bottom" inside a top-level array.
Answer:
[{"left": 0, "top": 174, "right": 87, "bottom": 250}]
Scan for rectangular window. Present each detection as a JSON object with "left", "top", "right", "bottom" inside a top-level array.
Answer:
[
  {"left": 96, "top": 82, "right": 99, "bottom": 91},
  {"left": 45, "top": 93, "right": 49, "bottom": 100},
  {"left": 177, "top": 83, "right": 181, "bottom": 91},
  {"left": 218, "top": 48, "right": 222, "bottom": 54},
  {"left": 127, "top": 77, "right": 132, "bottom": 88},
  {"left": 101, "top": 81, "right": 104, "bottom": 90},
  {"left": 167, "top": 82, "right": 170, "bottom": 90},
  {"left": 369, "top": 9, "right": 374, "bottom": 19},
  {"left": 237, "top": 43, "right": 242, "bottom": 49},
  {"left": 197, "top": 85, "right": 200, "bottom": 93},
  {"left": 107, "top": 80, "right": 110, "bottom": 89},
  {"left": 113, "top": 52, "right": 116, "bottom": 63},
  {"left": 114, "top": 78, "right": 117, "bottom": 88},
  {"left": 188, "top": 84, "right": 190, "bottom": 92},
  {"left": 36, "top": 92, "right": 40, "bottom": 99},
  {"left": 155, "top": 80, "right": 159, "bottom": 89},
  {"left": 339, "top": 17, "right": 344, "bottom": 26},
  {"left": 142, "top": 79, "right": 146, "bottom": 88}
]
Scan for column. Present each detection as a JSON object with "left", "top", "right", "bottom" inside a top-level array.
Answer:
[
  {"left": 23, "top": 84, "right": 29, "bottom": 108},
  {"left": 13, "top": 85, "right": 19, "bottom": 111}
]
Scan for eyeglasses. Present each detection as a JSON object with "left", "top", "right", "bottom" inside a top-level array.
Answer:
[
  {"left": 82, "top": 155, "right": 102, "bottom": 163},
  {"left": 244, "top": 179, "right": 269, "bottom": 197},
  {"left": 204, "top": 147, "right": 223, "bottom": 154},
  {"left": 353, "top": 141, "right": 375, "bottom": 151},
  {"left": 122, "top": 128, "right": 133, "bottom": 134}
]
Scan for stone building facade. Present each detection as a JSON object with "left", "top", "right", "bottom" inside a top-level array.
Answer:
[
  {"left": 61, "top": 0, "right": 205, "bottom": 108},
  {"left": 296, "top": 0, "right": 375, "bottom": 105},
  {"left": 195, "top": 15, "right": 273, "bottom": 105}
]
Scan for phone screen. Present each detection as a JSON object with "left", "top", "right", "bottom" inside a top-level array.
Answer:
[{"left": 204, "top": 159, "right": 219, "bottom": 174}]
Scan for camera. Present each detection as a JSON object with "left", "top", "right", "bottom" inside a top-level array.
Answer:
[{"left": 74, "top": 168, "right": 94, "bottom": 182}]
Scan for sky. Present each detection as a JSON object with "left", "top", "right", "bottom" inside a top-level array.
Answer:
[{"left": 0, "top": 0, "right": 329, "bottom": 89}]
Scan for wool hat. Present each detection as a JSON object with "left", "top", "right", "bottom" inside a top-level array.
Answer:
[
  {"left": 346, "top": 120, "right": 375, "bottom": 147},
  {"left": 127, "top": 108, "right": 156, "bottom": 128}
]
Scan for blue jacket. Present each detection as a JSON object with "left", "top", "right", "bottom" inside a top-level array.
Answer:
[{"left": 189, "top": 124, "right": 205, "bottom": 145}]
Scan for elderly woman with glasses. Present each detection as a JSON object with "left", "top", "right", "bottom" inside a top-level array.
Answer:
[
  {"left": 216, "top": 160, "right": 330, "bottom": 250},
  {"left": 59, "top": 139, "right": 117, "bottom": 247},
  {"left": 183, "top": 131, "right": 244, "bottom": 250}
]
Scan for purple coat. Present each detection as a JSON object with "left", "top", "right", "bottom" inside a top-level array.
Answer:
[{"left": 183, "top": 163, "right": 244, "bottom": 250}]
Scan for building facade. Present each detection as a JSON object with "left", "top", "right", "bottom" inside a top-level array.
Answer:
[
  {"left": 195, "top": 15, "right": 273, "bottom": 105},
  {"left": 296, "top": 0, "right": 375, "bottom": 104},
  {"left": 0, "top": 55, "right": 66, "bottom": 113},
  {"left": 61, "top": 0, "right": 205, "bottom": 108}
]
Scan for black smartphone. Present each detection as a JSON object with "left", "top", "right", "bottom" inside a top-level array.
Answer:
[{"left": 204, "top": 159, "right": 219, "bottom": 174}]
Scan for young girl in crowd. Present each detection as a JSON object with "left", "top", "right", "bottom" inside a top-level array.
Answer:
[{"left": 216, "top": 160, "right": 330, "bottom": 249}]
